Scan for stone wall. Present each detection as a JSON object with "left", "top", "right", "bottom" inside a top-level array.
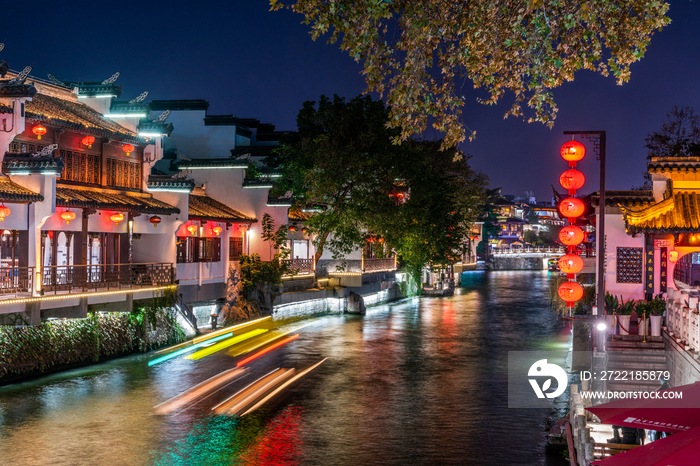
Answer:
[
  {"left": 492, "top": 255, "right": 548, "bottom": 270},
  {"left": 663, "top": 330, "right": 700, "bottom": 387}
]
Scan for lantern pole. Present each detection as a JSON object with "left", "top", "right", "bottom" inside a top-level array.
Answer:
[{"left": 563, "top": 131, "right": 606, "bottom": 317}]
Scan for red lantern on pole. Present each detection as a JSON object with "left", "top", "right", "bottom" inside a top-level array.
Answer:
[
  {"left": 559, "top": 225, "right": 585, "bottom": 246},
  {"left": 122, "top": 144, "right": 135, "bottom": 156},
  {"left": 149, "top": 215, "right": 161, "bottom": 228},
  {"left": 82, "top": 135, "right": 95, "bottom": 148},
  {"left": 558, "top": 282, "right": 584, "bottom": 303},
  {"left": 560, "top": 141, "right": 585, "bottom": 163},
  {"left": 32, "top": 125, "right": 47, "bottom": 140},
  {"left": 559, "top": 169, "right": 586, "bottom": 191},
  {"left": 559, "top": 197, "right": 585, "bottom": 218},
  {"left": 558, "top": 254, "right": 584, "bottom": 274}
]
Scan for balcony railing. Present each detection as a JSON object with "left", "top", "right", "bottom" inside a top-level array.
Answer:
[
  {"left": 0, "top": 263, "right": 175, "bottom": 298},
  {"left": 491, "top": 246, "right": 564, "bottom": 255},
  {"left": 363, "top": 257, "right": 396, "bottom": 272},
  {"left": 282, "top": 258, "right": 314, "bottom": 275}
]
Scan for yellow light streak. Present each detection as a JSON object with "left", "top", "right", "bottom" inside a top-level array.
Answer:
[
  {"left": 192, "top": 315, "right": 272, "bottom": 344},
  {"left": 186, "top": 328, "right": 268, "bottom": 360}
]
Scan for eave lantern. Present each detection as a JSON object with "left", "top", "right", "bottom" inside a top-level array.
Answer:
[
  {"left": 82, "top": 135, "right": 95, "bottom": 148},
  {"left": 32, "top": 125, "right": 47, "bottom": 140},
  {"left": 213, "top": 226, "right": 223, "bottom": 236},
  {"left": 60, "top": 210, "right": 76, "bottom": 225},
  {"left": 149, "top": 215, "right": 161, "bottom": 228},
  {"left": 557, "top": 139, "right": 587, "bottom": 313},
  {"left": 0, "top": 204, "right": 10, "bottom": 221},
  {"left": 288, "top": 225, "right": 296, "bottom": 233},
  {"left": 301, "top": 227, "right": 309, "bottom": 235},
  {"left": 669, "top": 250, "right": 679, "bottom": 263},
  {"left": 239, "top": 225, "right": 248, "bottom": 236},
  {"left": 187, "top": 225, "right": 197, "bottom": 235},
  {"left": 122, "top": 144, "right": 135, "bottom": 156},
  {"left": 110, "top": 212, "right": 125, "bottom": 225}
]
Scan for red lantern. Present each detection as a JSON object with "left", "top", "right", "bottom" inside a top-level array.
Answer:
[
  {"left": 558, "top": 282, "right": 584, "bottom": 303},
  {"left": 82, "top": 135, "right": 95, "bottom": 148},
  {"left": 149, "top": 215, "right": 161, "bottom": 228},
  {"left": 560, "top": 141, "right": 585, "bottom": 163},
  {"left": 559, "top": 226, "right": 585, "bottom": 246},
  {"left": 0, "top": 204, "right": 10, "bottom": 221},
  {"left": 239, "top": 225, "right": 248, "bottom": 235},
  {"left": 187, "top": 225, "right": 197, "bottom": 235},
  {"left": 213, "top": 226, "right": 222, "bottom": 236},
  {"left": 32, "top": 125, "right": 47, "bottom": 140},
  {"left": 558, "top": 254, "right": 584, "bottom": 274},
  {"left": 48, "top": 230, "right": 54, "bottom": 240},
  {"left": 302, "top": 227, "right": 309, "bottom": 235},
  {"left": 288, "top": 225, "right": 296, "bottom": 233},
  {"left": 122, "top": 144, "right": 135, "bottom": 156},
  {"left": 669, "top": 250, "right": 679, "bottom": 263},
  {"left": 60, "top": 210, "right": 76, "bottom": 225},
  {"left": 559, "top": 197, "right": 585, "bottom": 218},
  {"left": 559, "top": 169, "right": 586, "bottom": 191},
  {"left": 110, "top": 213, "right": 125, "bottom": 225}
]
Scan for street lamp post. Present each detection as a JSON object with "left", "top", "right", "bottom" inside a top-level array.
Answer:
[{"left": 563, "top": 131, "right": 606, "bottom": 317}]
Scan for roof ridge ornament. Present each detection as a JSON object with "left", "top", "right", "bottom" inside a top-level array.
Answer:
[
  {"left": 129, "top": 91, "right": 148, "bottom": 104},
  {"left": 33, "top": 144, "right": 58, "bottom": 158},
  {"left": 171, "top": 170, "right": 192, "bottom": 179},
  {"left": 176, "top": 153, "right": 191, "bottom": 162},
  {"left": 47, "top": 74, "right": 66, "bottom": 86},
  {"left": 8, "top": 66, "right": 31, "bottom": 85},
  {"left": 154, "top": 109, "right": 171, "bottom": 123},
  {"left": 101, "top": 72, "right": 120, "bottom": 85},
  {"left": 0, "top": 43, "right": 4, "bottom": 54}
]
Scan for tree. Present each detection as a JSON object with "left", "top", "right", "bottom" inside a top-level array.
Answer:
[
  {"left": 645, "top": 105, "right": 700, "bottom": 159},
  {"left": 270, "top": 95, "right": 487, "bottom": 287},
  {"left": 271, "top": 0, "right": 670, "bottom": 148},
  {"left": 523, "top": 229, "right": 539, "bottom": 245}
]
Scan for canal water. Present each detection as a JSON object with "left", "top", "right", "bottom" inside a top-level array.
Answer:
[{"left": 0, "top": 271, "right": 570, "bottom": 465}]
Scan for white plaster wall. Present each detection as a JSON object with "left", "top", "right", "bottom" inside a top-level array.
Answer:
[
  {"left": 158, "top": 110, "right": 235, "bottom": 159},
  {"left": 601, "top": 213, "right": 645, "bottom": 301}
]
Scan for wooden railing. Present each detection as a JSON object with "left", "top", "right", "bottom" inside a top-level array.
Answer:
[
  {"left": 0, "top": 262, "right": 175, "bottom": 297},
  {"left": 282, "top": 258, "right": 314, "bottom": 275},
  {"left": 363, "top": 257, "right": 396, "bottom": 272}
]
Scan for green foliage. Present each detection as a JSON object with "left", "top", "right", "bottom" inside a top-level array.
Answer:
[
  {"left": 238, "top": 253, "right": 293, "bottom": 293},
  {"left": 260, "top": 213, "right": 288, "bottom": 260},
  {"left": 617, "top": 298, "right": 636, "bottom": 316},
  {"left": 0, "top": 309, "right": 185, "bottom": 382},
  {"left": 604, "top": 292, "right": 619, "bottom": 315},
  {"left": 270, "top": 95, "right": 487, "bottom": 284},
  {"left": 548, "top": 275, "right": 594, "bottom": 317},
  {"left": 523, "top": 230, "right": 538, "bottom": 245},
  {"left": 245, "top": 162, "right": 262, "bottom": 179},
  {"left": 272, "top": 0, "right": 669, "bottom": 148}
]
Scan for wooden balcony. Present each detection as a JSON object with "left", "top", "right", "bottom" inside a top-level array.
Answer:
[
  {"left": 282, "top": 258, "right": 314, "bottom": 275},
  {"left": 362, "top": 257, "right": 396, "bottom": 272},
  {"left": 0, "top": 263, "right": 175, "bottom": 298}
]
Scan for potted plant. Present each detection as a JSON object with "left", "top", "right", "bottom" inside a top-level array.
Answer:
[
  {"left": 617, "top": 298, "right": 635, "bottom": 335},
  {"left": 635, "top": 301, "right": 650, "bottom": 336},
  {"left": 604, "top": 292, "right": 618, "bottom": 332},
  {"left": 648, "top": 294, "right": 666, "bottom": 337}
]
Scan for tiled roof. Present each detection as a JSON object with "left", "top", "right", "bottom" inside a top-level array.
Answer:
[
  {"left": 188, "top": 194, "right": 256, "bottom": 223},
  {"left": 110, "top": 100, "right": 149, "bottom": 114},
  {"left": 0, "top": 177, "right": 43, "bottom": 203},
  {"left": 56, "top": 185, "right": 179, "bottom": 215},
  {"left": 175, "top": 158, "right": 248, "bottom": 170},
  {"left": 230, "top": 146, "right": 276, "bottom": 158},
  {"left": 138, "top": 120, "right": 174, "bottom": 137},
  {"left": 647, "top": 157, "right": 700, "bottom": 173},
  {"left": 26, "top": 94, "right": 141, "bottom": 143},
  {"left": 0, "top": 82, "right": 37, "bottom": 98},
  {"left": 288, "top": 207, "right": 311, "bottom": 221},
  {"left": 147, "top": 175, "right": 194, "bottom": 192},
  {"left": 204, "top": 115, "right": 238, "bottom": 126},
  {"left": 623, "top": 191, "right": 700, "bottom": 234},
  {"left": 149, "top": 100, "right": 209, "bottom": 111},
  {"left": 3, "top": 153, "right": 63, "bottom": 175},
  {"left": 590, "top": 190, "right": 655, "bottom": 208}
]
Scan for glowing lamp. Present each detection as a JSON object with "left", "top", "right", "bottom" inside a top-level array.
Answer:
[
  {"left": 470, "top": 235, "right": 479, "bottom": 240},
  {"left": 558, "top": 254, "right": 584, "bottom": 274},
  {"left": 82, "top": 135, "right": 95, "bottom": 148},
  {"left": 60, "top": 210, "right": 76, "bottom": 225},
  {"left": 110, "top": 213, "right": 125, "bottom": 225},
  {"left": 149, "top": 215, "right": 161, "bottom": 228},
  {"left": 397, "top": 192, "right": 405, "bottom": 199},
  {"left": 32, "top": 125, "right": 47, "bottom": 140},
  {"left": 213, "top": 226, "right": 222, "bottom": 236},
  {"left": 0, "top": 204, "right": 10, "bottom": 221},
  {"left": 559, "top": 197, "right": 585, "bottom": 218},
  {"left": 559, "top": 225, "right": 585, "bottom": 246},
  {"left": 288, "top": 225, "right": 296, "bottom": 233},
  {"left": 669, "top": 250, "right": 678, "bottom": 263},
  {"left": 378, "top": 238, "right": 384, "bottom": 243},
  {"left": 239, "top": 225, "right": 248, "bottom": 236},
  {"left": 187, "top": 225, "right": 197, "bottom": 235},
  {"left": 558, "top": 282, "right": 584, "bottom": 303},
  {"left": 559, "top": 169, "right": 586, "bottom": 191},
  {"left": 302, "top": 227, "right": 309, "bottom": 235},
  {"left": 122, "top": 144, "right": 135, "bottom": 156},
  {"left": 560, "top": 141, "right": 585, "bottom": 162}
]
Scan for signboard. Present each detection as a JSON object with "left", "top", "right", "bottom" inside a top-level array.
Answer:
[
  {"left": 645, "top": 237, "right": 655, "bottom": 296},
  {"left": 660, "top": 247, "right": 667, "bottom": 293}
]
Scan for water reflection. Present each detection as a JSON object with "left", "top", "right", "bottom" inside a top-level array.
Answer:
[{"left": 0, "top": 271, "right": 567, "bottom": 465}]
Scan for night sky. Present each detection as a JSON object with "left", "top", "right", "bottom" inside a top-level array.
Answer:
[{"left": 2, "top": 0, "right": 698, "bottom": 201}]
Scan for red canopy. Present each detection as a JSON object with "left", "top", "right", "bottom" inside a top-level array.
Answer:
[
  {"left": 587, "top": 382, "right": 700, "bottom": 434},
  {"left": 592, "top": 426, "right": 700, "bottom": 465}
]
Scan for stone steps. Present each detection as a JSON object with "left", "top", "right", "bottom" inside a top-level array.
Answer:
[
  {"left": 607, "top": 341, "right": 665, "bottom": 351},
  {"left": 607, "top": 381, "right": 663, "bottom": 392}
]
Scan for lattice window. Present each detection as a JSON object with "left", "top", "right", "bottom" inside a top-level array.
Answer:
[
  {"left": 617, "top": 247, "right": 643, "bottom": 283},
  {"left": 59, "top": 150, "right": 101, "bottom": 185},
  {"left": 177, "top": 237, "right": 221, "bottom": 263},
  {"left": 105, "top": 158, "right": 140, "bottom": 189},
  {"left": 229, "top": 238, "right": 243, "bottom": 261}
]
